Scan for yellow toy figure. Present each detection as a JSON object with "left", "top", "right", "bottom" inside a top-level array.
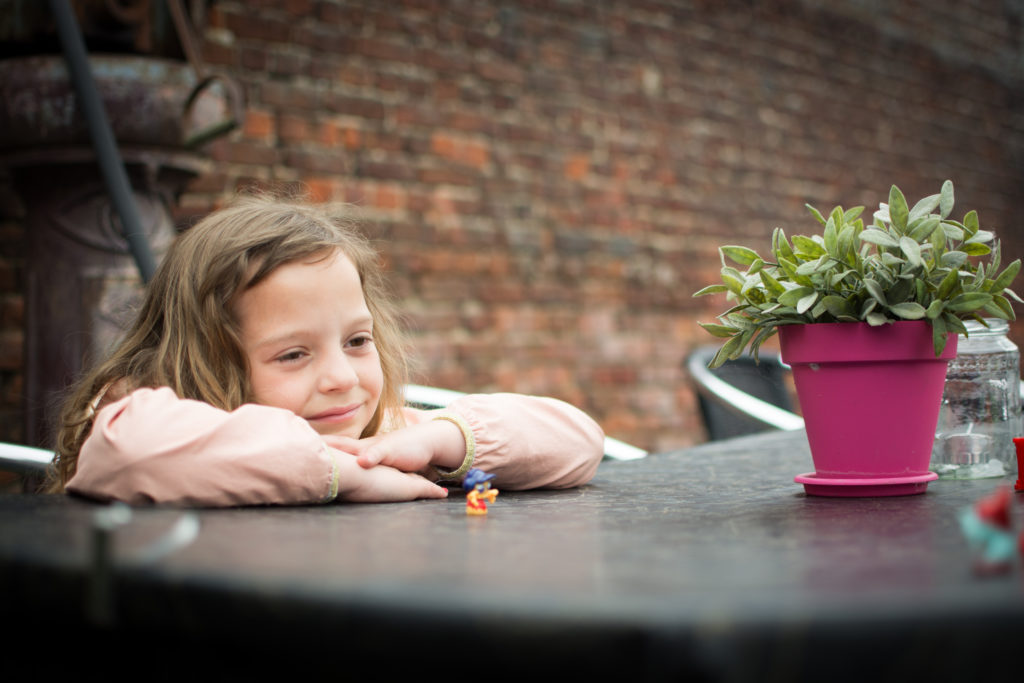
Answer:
[{"left": 463, "top": 468, "right": 498, "bottom": 515}]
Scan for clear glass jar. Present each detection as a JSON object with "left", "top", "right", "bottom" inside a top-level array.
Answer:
[{"left": 932, "top": 319, "right": 1022, "bottom": 478}]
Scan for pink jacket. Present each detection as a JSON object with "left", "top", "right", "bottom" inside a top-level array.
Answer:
[{"left": 66, "top": 387, "right": 604, "bottom": 506}]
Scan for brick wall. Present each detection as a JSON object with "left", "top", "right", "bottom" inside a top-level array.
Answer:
[{"left": 2, "top": 0, "right": 1023, "bottom": 453}]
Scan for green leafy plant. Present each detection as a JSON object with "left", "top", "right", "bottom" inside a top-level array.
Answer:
[{"left": 694, "top": 180, "right": 1021, "bottom": 368}]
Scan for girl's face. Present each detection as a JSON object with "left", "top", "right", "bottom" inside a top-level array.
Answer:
[{"left": 234, "top": 250, "right": 384, "bottom": 438}]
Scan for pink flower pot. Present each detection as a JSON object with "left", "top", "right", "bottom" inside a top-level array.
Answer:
[{"left": 778, "top": 321, "right": 958, "bottom": 497}]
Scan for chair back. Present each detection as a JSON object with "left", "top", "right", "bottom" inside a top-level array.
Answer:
[{"left": 686, "top": 347, "right": 803, "bottom": 441}]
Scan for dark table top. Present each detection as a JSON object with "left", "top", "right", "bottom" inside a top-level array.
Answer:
[{"left": 3, "top": 430, "right": 1022, "bottom": 681}]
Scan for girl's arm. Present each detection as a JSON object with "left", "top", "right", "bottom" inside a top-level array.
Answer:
[
  {"left": 66, "top": 387, "right": 446, "bottom": 506},
  {"left": 342, "top": 393, "right": 605, "bottom": 490}
]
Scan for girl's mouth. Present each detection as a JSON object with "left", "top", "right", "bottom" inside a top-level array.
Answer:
[{"left": 308, "top": 404, "right": 361, "bottom": 423}]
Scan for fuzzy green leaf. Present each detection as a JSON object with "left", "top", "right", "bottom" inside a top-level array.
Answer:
[
  {"left": 889, "top": 185, "right": 909, "bottom": 233},
  {"left": 721, "top": 245, "right": 761, "bottom": 266},
  {"left": 821, "top": 295, "right": 855, "bottom": 318},
  {"left": 709, "top": 334, "right": 746, "bottom": 368},
  {"left": 941, "top": 251, "right": 968, "bottom": 268},
  {"left": 966, "top": 230, "right": 995, "bottom": 245},
  {"left": 758, "top": 270, "right": 785, "bottom": 296},
  {"left": 990, "top": 294, "right": 1016, "bottom": 320},
  {"left": 887, "top": 278, "right": 915, "bottom": 304},
  {"left": 698, "top": 322, "right": 740, "bottom": 338},
  {"left": 963, "top": 210, "right": 980, "bottom": 235},
  {"left": 946, "top": 292, "right": 994, "bottom": 312},
  {"left": 829, "top": 270, "right": 851, "bottom": 288},
  {"left": 889, "top": 302, "right": 927, "bottom": 319},
  {"left": 879, "top": 252, "right": 905, "bottom": 269},
  {"left": 843, "top": 206, "right": 864, "bottom": 223},
  {"left": 792, "top": 235, "right": 826, "bottom": 258},
  {"left": 772, "top": 228, "right": 794, "bottom": 261},
  {"left": 864, "top": 279, "right": 887, "bottom": 305},
  {"left": 860, "top": 229, "right": 900, "bottom": 248},
  {"left": 778, "top": 257, "right": 813, "bottom": 286},
  {"left": 941, "top": 221, "right": 965, "bottom": 241},
  {"left": 778, "top": 287, "right": 816, "bottom": 308},
  {"left": 694, "top": 284, "right": 729, "bottom": 297},
  {"left": 908, "top": 216, "right": 940, "bottom": 243},
  {"left": 961, "top": 242, "right": 992, "bottom": 256},
  {"left": 939, "top": 180, "right": 954, "bottom": 219},
  {"left": 984, "top": 296, "right": 1014, "bottom": 319},
  {"left": 944, "top": 313, "right": 968, "bottom": 336},
  {"left": 930, "top": 224, "right": 946, "bottom": 262},
  {"left": 837, "top": 225, "right": 857, "bottom": 260},
  {"left": 932, "top": 315, "right": 949, "bottom": 356},
  {"left": 989, "top": 259, "right": 1021, "bottom": 293},
  {"left": 900, "top": 236, "right": 925, "bottom": 269},
  {"left": 720, "top": 270, "right": 745, "bottom": 294},
  {"left": 824, "top": 218, "right": 838, "bottom": 256},
  {"left": 796, "top": 257, "right": 827, "bottom": 275},
  {"left": 866, "top": 311, "right": 889, "bottom": 326},
  {"left": 909, "top": 193, "right": 941, "bottom": 222},
  {"left": 805, "top": 204, "right": 827, "bottom": 225},
  {"left": 796, "top": 292, "right": 819, "bottom": 314}
]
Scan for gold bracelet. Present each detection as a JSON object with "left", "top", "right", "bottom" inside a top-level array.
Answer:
[{"left": 430, "top": 412, "right": 476, "bottom": 480}]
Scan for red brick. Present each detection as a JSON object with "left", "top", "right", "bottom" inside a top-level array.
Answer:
[
  {"left": 242, "top": 109, "right": 275, "bottom": 140},
  {"left": 277, "top": 114, "right": 312, "bottom": 144}
]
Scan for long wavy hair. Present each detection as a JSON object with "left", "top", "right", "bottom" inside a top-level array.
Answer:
[{"left": 47, "top": 195, "right": 409, "bottom": 491}]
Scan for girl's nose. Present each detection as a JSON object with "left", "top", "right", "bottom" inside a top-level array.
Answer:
[{"left": 318, "top": 350, "right": 359, "bottom": 393}]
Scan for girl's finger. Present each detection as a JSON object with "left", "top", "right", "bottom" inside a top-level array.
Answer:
[
  {"left": 424, "top": 482, "right": 448, "bottom": 499},
  {"left": 356, "top": 447, "right": 384, "bottom": 468},
  {"left": 322, "top": 434, "right": 365, "bottom": 453}
]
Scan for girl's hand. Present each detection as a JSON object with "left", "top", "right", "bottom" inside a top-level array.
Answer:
[
  {"left": 329, "top": 448, "right": 448, "bottom": 503},
  {"left": 323, "top": 419, "right": 466, "bottom": 475}
]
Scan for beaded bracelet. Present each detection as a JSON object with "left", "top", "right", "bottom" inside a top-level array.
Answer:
[
  {"left": 325, "top": 450, "right": 341, "bottom": 502},
  {"left": 430, "top": 413, "right": 476, "bottom": 480}
]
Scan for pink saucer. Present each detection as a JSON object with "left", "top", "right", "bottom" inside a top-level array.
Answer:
[{"left": 794, "top": 471, "right": 938, "bottom": 497}]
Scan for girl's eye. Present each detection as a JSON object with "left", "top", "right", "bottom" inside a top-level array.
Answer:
[
  {"left": 276, "top": 350, "right": 307, "bottom": 363},
  {"left": 347, "top": 335, "right": 374, "bottom": 349}
]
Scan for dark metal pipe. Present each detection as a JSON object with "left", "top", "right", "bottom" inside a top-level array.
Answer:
[{"left": 47, "top": 0, "right": 157, "bottom": 283}]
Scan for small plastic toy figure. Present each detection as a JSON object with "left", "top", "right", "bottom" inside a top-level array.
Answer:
[
  {"left": 958, "top": 486, "right": 1018, "bottom": 575},
  {"left": 463, "top": 468, "right": 498, "bottom": 515}
]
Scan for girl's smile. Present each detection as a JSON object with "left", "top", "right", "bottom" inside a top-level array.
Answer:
[
  {"left": 307, "top": 403, "right": 362, "bottom": 424},
  {"left": 234, "top": 250, "right": 384, "bottom": 438}
]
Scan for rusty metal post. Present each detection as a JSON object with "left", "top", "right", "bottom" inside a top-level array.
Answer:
[
  {"left": 0, "top": 2, "right": 239, "bottom": 447},
  {"left": 49, "top": 0, "right": 157, "bottom": 283},
  {"left": 0, "top": 54, "right": 231, "bottom": 446}
]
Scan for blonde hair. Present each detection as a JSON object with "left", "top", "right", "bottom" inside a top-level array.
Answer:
[{"left": 47, "top": 195, "right": 408, "bottom": 491}]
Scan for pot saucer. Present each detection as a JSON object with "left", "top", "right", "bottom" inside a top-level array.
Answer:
[{"left": 794, "top": 471, "right": 938, "bottom": 497}]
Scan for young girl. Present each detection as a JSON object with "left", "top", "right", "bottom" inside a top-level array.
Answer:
[{"left": 47, "top": 196, "right": 604, "bottom": 506}]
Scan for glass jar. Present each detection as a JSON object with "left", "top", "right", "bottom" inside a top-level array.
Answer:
[{"left": 932, "top": 319, "right": 1022, "bottom": 478}]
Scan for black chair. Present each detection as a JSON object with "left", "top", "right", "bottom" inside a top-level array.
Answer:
[{"left": 685, "top": 346, "right": 804, "bottom": 441}]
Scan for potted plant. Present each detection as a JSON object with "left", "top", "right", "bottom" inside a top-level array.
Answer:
[{"left": 694, "top": 180, "right": 1021, "bottom": 496}]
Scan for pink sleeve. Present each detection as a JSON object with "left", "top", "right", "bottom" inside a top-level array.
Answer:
[
  {"left": 66, "top": 387, "right": 337, "bottom": 507},
  {"left": 403, "top": 393, "right": 604, "bottom": 490}
]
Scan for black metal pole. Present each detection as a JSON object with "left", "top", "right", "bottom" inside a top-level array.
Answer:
[{"left": 47, "top": 0, "right": 157, "bottom": 283}]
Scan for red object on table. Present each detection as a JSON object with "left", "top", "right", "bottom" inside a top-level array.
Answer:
[
  {"left": 1014, "top": 437, "right": 1024, "bottom": 492},
  {"left": 974, "top": 486, "right": 1012, "bottom": 529}
]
